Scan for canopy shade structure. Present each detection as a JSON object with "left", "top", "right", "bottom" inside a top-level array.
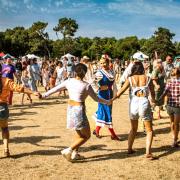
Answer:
[
  {"left": 62, "top": 53, "right": 75, "bottom": 60},
  {"left": 25, "top": 54, "right": 40, "bottom": 59},
  {"left": 2, "top": 53, "right": 16, "bottom": 60},
  {"left": 174, "top": 55, "right": 180, "bottom": 60},
  {"left": 0, "top": 52, "right": 5, "bottom": 57}
]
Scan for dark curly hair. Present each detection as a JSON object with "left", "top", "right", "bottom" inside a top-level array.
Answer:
[{"left": 74, "top": 63, "right": 87, "bottom": 79}]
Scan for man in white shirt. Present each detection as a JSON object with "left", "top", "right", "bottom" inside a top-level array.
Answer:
[{"left": 163, "top": 55, "right": 174, "bottom": 82}]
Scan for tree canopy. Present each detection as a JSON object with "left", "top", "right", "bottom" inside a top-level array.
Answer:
[{"left": 0, "top": 17, "right": 179, "bottom": 61}]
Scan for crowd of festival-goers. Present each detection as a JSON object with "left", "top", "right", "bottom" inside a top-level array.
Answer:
[{"left": 0, "top": 52, "right": 179, "bottom": 161}]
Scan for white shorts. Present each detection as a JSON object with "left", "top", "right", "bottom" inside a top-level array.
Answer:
[{"left": 129, "top": 96, "right": 152, "bottom": 121}]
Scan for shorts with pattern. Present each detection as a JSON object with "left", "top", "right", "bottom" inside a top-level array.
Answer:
[{"left": 67, "top": 105, "right": 89, "bottom": 130}]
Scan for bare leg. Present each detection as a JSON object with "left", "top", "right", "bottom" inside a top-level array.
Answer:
[
  {"left": 2, "top": 127, "right": 10, "bottom": 157},
  {"left": 27, "top": 94, "right": 32, "bottom": 104},
  {"left": 144, "top": 121, "right": 153, "bottom": 155},
  {"left": 63, "top": 90, "right": 66, "bottom": 97},
  {"left": 21, "top": 93, "right": 25, "bottom": 105},
  {"left": 158, "top": 106, "right": 161, "bottom": 119},
  {"left": 128, "top": 120, "right": 138, "bottom": 153},
  {"left": 169, "top": 115, "right": 175, "bottom": 139},
  {"left": 173, "top": 114, "right": 180, "bottom": 145},
  {"left": 70, "top": 124, "right": 91, "bottom": 150}
]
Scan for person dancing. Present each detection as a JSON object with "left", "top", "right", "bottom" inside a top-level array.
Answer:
[
  {"left": 93, "top": 56, "right": 120, "bottom": 140},
  {"left": 39, "top": 63, "right": 110, "bottom": 162},
  {"left": 0, "top": 64, "right": 38, "bottom": 157},
  {"left": 113, "top": 62, "right": 156, "bottom": 159}
]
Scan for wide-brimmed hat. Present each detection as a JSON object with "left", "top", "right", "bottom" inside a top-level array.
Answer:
[
  {"left": 83, "top": 56, "right": 90, "bottom": 60},
  {"left": 133, "top": 51, "right": 149, "bottom": 61}
]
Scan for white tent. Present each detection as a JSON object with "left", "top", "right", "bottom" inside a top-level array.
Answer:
[
  {"left": 24, "top": 54, "right": 40, "bottom": 59},
  {"left": 132, "top": 51, "right": 149, "bottom": 60},
  {"left": 61, "top": 53, "right": 75, "bottom": 60}
]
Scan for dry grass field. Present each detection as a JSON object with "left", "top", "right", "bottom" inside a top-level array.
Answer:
[{"left": 0, "top": 87, "right": 179, "bottom": 180}]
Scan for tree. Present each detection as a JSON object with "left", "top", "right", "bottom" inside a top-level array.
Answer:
[
  {"left": 114, "top": 36, "right": 140, "bottom": 60},
  {"left": 0, "top": 32, "right": 5, "bottom": 52},
  {"left": 3, "top": 27, "right": 29, "bottom": 57},
  {"left": 28, "top": 21, "right": 51, "bottom": 58},
  {"left": 53, "top": 17, "right": 78, "bottom": 54},
  {"left": 174, "top": 42, "right": 180, "bottom": 55},
  {"left": 142, "top": 27, "right": 176, "bottom": 60}
]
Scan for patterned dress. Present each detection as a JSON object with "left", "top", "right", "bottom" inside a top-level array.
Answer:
[{"left": 94, "top": 69, "right": 115, "bottom": 127}]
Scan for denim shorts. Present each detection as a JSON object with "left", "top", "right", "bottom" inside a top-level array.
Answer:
[
  {"left": 0, "top": 103, "right": 9, "bottom": 120},
  {"left": 166, "top": 105, "right": 180, "bottom": 115}
]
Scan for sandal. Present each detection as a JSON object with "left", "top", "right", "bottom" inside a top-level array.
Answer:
[
  {"left": 146, "top": 154, "right": 158, "bottom": 160},
  {"left": 127, "top": 149, "right": 136, "bottom": 154},
  {"left": 93, "top": 130, "right": 101, "bottom": 138}
]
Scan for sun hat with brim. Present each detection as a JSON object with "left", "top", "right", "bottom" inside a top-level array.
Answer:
[
  {"left": 132, "top": 51, "right": 149, "bottom": 61},
  {"left": 132, "top": 52, "right": 145, "bottom": 61},
  {"left": 83, "top": 56, "right": 90, "bottom": 60}
]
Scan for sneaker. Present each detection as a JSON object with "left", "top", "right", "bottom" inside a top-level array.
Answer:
[
  {"left": 61, "top": 148, "right": 72, "bottom": 161},
  {"left": 71, "top": 151, "right": 84, "bottom": 160}
]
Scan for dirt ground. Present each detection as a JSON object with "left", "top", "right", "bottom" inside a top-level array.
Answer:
[{"left": 0, "top": 87, "right": 179, "bottom": 180}]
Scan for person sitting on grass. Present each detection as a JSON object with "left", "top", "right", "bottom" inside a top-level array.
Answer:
[{"left": 39, "top": 63, "right": 111, "bottom": 162}]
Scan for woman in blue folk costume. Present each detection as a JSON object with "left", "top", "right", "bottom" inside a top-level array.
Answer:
[{"left": 93, "top": 55, "right": 120, "bottom": 140}]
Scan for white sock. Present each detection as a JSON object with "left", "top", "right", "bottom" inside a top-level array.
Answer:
[{"left": 67, "top": 147, "right": 72, "bottom": 152}]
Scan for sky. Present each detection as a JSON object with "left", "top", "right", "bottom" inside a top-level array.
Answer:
[{"left": 0, "top": 0, "right": 180, "bottom": 41}]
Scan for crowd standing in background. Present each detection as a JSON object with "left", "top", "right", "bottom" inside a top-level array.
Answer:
[{"left": 0, "top": 52, "right": 179, "bottom": 161}]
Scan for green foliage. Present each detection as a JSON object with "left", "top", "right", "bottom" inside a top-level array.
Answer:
[
  {"left": 114, "top": 36, "right": 140, "bottom": 60},
  {"left": 28, "top": 21, "right": 51, "bottom": 58},
  {"left": 53, "top": 17, "right": 78, "bottom": 54},
  {"left": 142, "top": 27, "right": 176, "bottom": 60},
  {"left": 0, "top": 20, "right": 179, "bottom": 60},
  {"left": 174, "top": 42, "right": 180, "bottom": 55},
  {"left": 2, "top": 27, "right": 29, "bottom": 56}
]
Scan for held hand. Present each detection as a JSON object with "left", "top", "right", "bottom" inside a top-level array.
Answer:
[
  {"left": 155, "top": 85, "right": 160, "bottom": 90},
  {"left": 151, "top": 98, "right": 156, "bottom": 104},
  {"left": 107, "top": 99, "right": 113, "bottom": 106},
  {"left": 151, "top": 98, "right": 156, "bottom": 107},
  {"left": 38, "top": 93, "right": 43, "bottom": 99}
]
